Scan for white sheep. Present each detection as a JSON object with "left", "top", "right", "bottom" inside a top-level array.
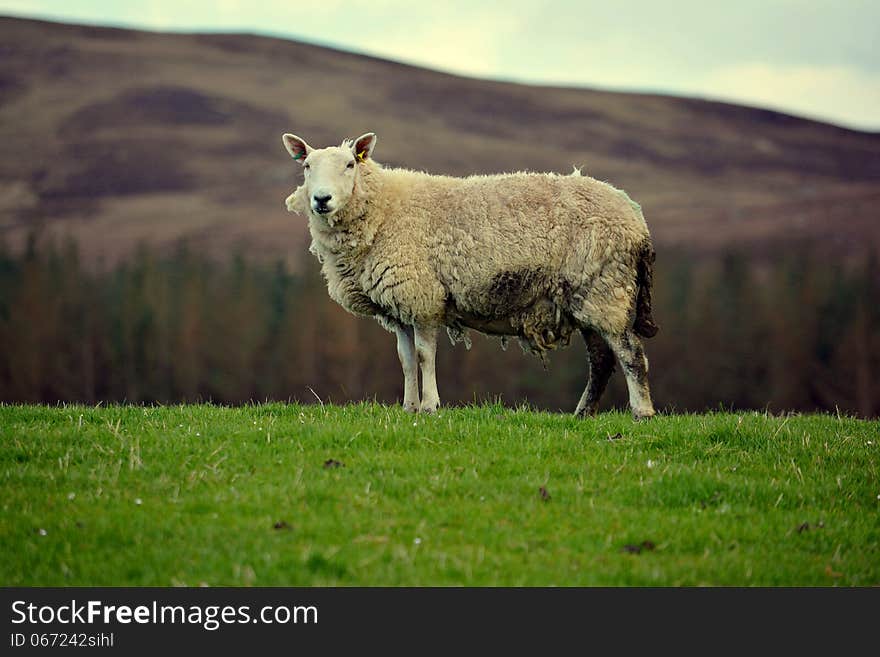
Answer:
[{"left": 282, "top": 132, "right": 659, "bottom": 419}]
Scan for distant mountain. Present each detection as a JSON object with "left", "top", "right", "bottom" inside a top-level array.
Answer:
[{"left": 1, "top": 16, "right": 879, "bottom": 267}]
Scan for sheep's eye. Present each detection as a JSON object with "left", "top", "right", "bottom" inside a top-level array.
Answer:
[
  {"left": 346, "top": 161, "right": 355, "bottom": 169},
  {"left": 303, "top": 163, "right": 310, "bottom": 170}
]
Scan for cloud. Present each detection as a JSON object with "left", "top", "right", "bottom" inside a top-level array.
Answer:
[{"left": 355, "top": 9, "right": 521, "bottom": 78}]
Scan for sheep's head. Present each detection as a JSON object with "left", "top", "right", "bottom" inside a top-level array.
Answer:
[{"left": 282, "top": 132, "right": 377, "bottom": 221}]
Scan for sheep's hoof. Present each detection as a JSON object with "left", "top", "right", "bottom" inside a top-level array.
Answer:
[
  {"left": 402, "top": 402, "right": 419, "bottom": 414},
  {"left": 574, "top": 403, "right": 599, "bottom": 418},
  {"left": 419, "top": 402, "right": 439, "bottom": 414},
  {"left": 632, "top": 408, "right": 656, "bottom": 421}
]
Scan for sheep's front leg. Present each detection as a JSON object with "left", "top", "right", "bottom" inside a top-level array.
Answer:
[
  {"left": 395, "top": 325, "right": 420, "bottom": 413},
  {"left": 414, "top": 325, "right": 440, "bottom": 413}
]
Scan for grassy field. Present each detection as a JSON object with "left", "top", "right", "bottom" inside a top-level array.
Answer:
[{"left": 1, "top": 403, "right": 877, "bottom": 586}]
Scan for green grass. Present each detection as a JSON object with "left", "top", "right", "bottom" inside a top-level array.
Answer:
[{"left": 1, "top": 403, "right": 878, "bottom": 586}]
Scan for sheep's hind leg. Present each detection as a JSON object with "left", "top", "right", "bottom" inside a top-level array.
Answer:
[
  {"left": 414, "top": 325, "right": 440, "bottom": 413},
  {"left": 603, "top": 329, "right": 656, "bottom": 421},
  {"left": 574, "top": 328, "right": 615, "bottom": 417},
  {"left": 395, "top": 325, "right": 420, "bottom": 413}
]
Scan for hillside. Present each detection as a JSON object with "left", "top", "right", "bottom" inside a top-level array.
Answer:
[{"left": 1, "top": 16, "right": 879, "bottom": 266}]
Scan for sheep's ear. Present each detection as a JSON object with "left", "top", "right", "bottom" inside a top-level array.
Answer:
[
  {"left": 352, "top": 133, "right": 377, "bottom": 162},
  {"left": 283, "top": 133, "right": 312, "bottom": 163}
]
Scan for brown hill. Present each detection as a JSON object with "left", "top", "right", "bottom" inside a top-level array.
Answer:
[{"left": 1, "top": 16, "right": 879, "bottom": 267}]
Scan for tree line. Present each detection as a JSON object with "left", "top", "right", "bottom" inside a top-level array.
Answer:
[{"left": 0, "top": 237, "right": 877, "bottom": 416}]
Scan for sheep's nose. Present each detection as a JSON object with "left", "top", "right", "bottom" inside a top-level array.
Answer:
[{"left": 313, "top": 194, "right": 332, "bottom": 204}]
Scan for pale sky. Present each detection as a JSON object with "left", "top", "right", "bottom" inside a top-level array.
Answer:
[{"left": 2, "top": 0, "right": 879, "bottom": 131}]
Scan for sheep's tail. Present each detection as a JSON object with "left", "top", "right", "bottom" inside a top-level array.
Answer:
[{"left": 633, "top": 243, "right": 659, "bottom": 338}]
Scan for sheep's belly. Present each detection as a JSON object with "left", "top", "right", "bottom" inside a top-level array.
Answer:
[
  {"left": 446, "top": 297, "right": 576, "bottom": 355},
  {"left": 451, "top": 311, "right": 515, "bottom": 336}
]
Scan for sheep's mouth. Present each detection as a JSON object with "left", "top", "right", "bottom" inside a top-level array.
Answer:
[{"left": 312, "top": 204, "right": 334, "bottom": 215}]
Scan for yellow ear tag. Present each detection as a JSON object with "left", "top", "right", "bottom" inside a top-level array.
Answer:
[{"left": 357, "top": 150, "right": 367, "bottom": 162}]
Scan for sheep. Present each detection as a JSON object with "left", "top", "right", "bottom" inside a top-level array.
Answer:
[{"left": 282, "top": 132, "right": 659, "bottom": 419}]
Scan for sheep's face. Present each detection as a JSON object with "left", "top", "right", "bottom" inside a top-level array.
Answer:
[{"left": 282, "top": 133, "right": 377, "bottom": 221}]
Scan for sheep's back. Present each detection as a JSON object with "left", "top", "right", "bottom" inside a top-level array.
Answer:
[{"left": 411, "top": 172, "right": 648, "bottom": 312}]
